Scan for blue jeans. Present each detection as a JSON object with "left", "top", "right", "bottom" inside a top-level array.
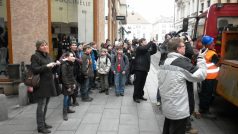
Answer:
[
  {"left": 63, "top": 95, "right": 70, "bottom": 109},
  {"left": 114, "top": 72, "right": 126, "bottom": 94},
  {"left": 36, "top": 97, "right": 50, "bottom": 129},
  {"left": 80, "top": 78, "right": 89, "bottom": 99}
]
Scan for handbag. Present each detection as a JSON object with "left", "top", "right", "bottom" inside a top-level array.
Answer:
[{"left": 23, "top": 69, "right": 40, "bottom": 88}]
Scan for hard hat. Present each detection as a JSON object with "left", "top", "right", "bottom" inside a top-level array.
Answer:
[{"left": 202, "top": 35, "right": 214, "bottom": 45}]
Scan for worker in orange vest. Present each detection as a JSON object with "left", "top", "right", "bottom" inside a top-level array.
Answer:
[{"left": 199, "top": 35, "right": 219, "bottom": 119}]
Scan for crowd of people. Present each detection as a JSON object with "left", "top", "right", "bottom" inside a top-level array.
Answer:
[{"left": 29, "top": 33, "right": 219, "bottom": 134}]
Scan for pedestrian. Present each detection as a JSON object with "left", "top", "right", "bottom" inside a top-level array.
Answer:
[
  {"left": 199, "top": 35, "right": 219, "bottom": 119},
  {"left": 31, "top": 40, "right": 59, "bottom": 133},
  {"left": 89, "top": 42, "right": 98, "bottom": 91},
  {"left": 61, "top": 52, "right": 77, "bottom": 121},
  {"left": 80, "top": 44, "right": 94, "bottom": 102},
  {"left": 133, "top": 38, "right": 157, "bottom": 103},
  {"left": 111, "top": 46, "right": 129, "bottom": 96},
  {"left": 96, "top": 48, "right": 111, "bottom": 95},
  {"left": 157, "top": 37, "right": 207, "bottom": 134},
  {"left": 68, "top": 42, "right": 80, "bottom": 106}
]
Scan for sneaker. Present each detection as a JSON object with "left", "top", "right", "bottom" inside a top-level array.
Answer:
[
  {"left": 186, "top": 128, "right": 198, "bottom": 134},
  {"left": 156, "top": 101, "right": 161, "bottom": 106}
]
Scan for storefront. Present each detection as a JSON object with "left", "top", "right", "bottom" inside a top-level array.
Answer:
[{"left": 0, "top": 0, "right": 105, "bottom": 79}]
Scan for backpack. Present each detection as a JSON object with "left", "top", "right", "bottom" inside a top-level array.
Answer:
[{"left": 23, "top": 67, "right": 40, "bottom": 88}]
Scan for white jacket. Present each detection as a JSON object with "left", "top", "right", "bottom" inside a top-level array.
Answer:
[
  {"left": 157, "top": 52, "right": 207, "bottom": 120},
  {"left": 96, "top": 56, "right": 111, "bottom": 74}
]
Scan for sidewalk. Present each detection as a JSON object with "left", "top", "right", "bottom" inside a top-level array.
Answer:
[{"left": 0, "top": 66, "right": 162, "bottom": 134}]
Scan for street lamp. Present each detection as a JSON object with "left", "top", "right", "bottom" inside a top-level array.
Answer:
[{"left": 82, "top": 10, "right": 87, "bottom": 41}]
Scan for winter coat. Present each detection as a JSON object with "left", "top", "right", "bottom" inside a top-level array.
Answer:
[
  {"left": 134, "top": 41, "right": 157, "bottom": 72},
  {"left": 111, "top": 54, "right": 129, "bottom": 73},
  {"left": 31, "top": 50, "right": 57, "bottom": 98},
  {"left": 96, "top": 56, "right": 111, "bottom": 74},
  {"left": 61, "top": 61, "right": 77, "bottom": 95},
  {"left": 82, "top": 53, "right": 94, "bottom": 78},
  {"left": 157, "top": 52, "right": 207, "bottom": 120}
]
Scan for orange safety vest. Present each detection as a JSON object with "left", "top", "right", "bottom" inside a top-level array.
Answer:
[{"left": 205, "top": 50, "right": 219, "bottom": 79}]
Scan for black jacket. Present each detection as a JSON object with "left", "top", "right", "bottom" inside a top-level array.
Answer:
[
  {"left": 61, "top": 61, "right": 77, "bottom": 95},
  {"left": 134, "top": 41, "right": 157, "bottom": 72},
  {"left": 31, "top": 50, "right": 57, "bottom": 98}
]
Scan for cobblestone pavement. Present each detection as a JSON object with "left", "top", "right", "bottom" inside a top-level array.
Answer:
[{"left": 0, "top": 52, "right": 237, "bottom": 134}]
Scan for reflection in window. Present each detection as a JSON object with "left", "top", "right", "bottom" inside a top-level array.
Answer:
[{"left": 0, "top": 0, "right": 8, "bottom": 76}]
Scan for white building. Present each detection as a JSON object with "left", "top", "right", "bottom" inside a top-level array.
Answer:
[
  {"left": 124, "top": 12, "right": 152, "bottom": 41},
  {"left": 152, "top": 16, "right": 174, "bottom": 43},
  {"left": 174, "top": 0, "right": 238, "bottom": 35}
]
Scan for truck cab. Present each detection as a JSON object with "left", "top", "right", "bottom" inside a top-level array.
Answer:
[{"left": 190, "top": 3, "right": 238, "bottom": 106}]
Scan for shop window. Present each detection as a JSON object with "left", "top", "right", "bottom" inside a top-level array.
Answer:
[
  {"left": 0, "top": 0, "right": 8, "bottom": 76},
  {"left": 51, "top": 0, "right": 94, "bottom": 60}
]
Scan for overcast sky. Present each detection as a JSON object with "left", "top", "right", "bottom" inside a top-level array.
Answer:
[{"left": 126, "top": 0, "right": 175, "bottom": 23}]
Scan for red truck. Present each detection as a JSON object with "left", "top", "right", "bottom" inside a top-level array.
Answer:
[{"left": 185, "top": 3, "right": 238, "bottom": 106}]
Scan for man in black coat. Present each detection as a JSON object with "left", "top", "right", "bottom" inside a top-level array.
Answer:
[{"left": 133, "top": 38, "right": 157, "bottom": 103}]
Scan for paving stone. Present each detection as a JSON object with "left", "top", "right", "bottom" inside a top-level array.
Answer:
[
  {"left": 102, "top": 108, "right": 120, "bottom": 119},
  {"left": 139, "top": 119, "right": 160, "bottom": 132},
  {"left": 119, "top": 114, "right": 138, "bottom": 125},
  {"left": 118, "top": 124, "right": 139, "bottom": 134},
  {"left": 75, "top": 124, "right": 98, "bottom": 134},
  {"left": 98, "top": 118, "right": 119, "bottom": 131},
  {"left": 120, "top": 106, "right": 137, "bottom": 114},
  {"left": 57, "top": 119, "right": 81, "bottom": 131},
  {"left": 54, "top": 131, "right": 75, "bottom": 134},
  {"left": 87, "top": 104, "right": 105, "bottom": 113},
  {"left": 81, "top": 113, "right": 102, "bottom": 124},
  {"left": 97, "top": 131, "right": 117, "bottom": 134}
]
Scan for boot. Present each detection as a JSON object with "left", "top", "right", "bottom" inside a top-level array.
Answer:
[
  {"left": 67, "top": 107, "right": 75, "bottom": 113},
  {"left": 105, "top": 89, "right": 109, "bottom": 95},
  {"left": 63, "top": 108, "right": 68, "bottom": 121}
]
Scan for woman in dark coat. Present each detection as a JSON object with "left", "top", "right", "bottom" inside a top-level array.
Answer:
[
  {"left": 61, "top": 52, "right": 77, "bottom": 121},
  {"left": 31, "top": 40, "right": 58, "bottom": 133}
]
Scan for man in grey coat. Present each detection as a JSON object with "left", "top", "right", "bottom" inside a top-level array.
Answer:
[{"left": 157, "top": 37, "right": 207, "bottom": 134}]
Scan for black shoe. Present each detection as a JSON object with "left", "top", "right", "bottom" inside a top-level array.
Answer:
[
  {"left": 67, "top": 108, "right": 75, "bottom": 113},
  {"left": 45, "top": 123, "right": 52, "bottom": 129},
  {"left": 38, "top": 128, "right": 51, "bottom": 133},
  {"left": 133, "top": 98, "right": 140, "bottom": 103},
  {"left": 82, "top": 97, "right": 93, "bottom": 102},
  {"left": 72, "top": 102, "right": 79, "bottom": 106},
  {"left": 140, "top": 97, "right": 147, "bottom": 101},
  {"left": 120, "top": 93, "right": 124, "bottom": 96},
  {"left": 116, "top": 93, "right": 120, "bottom": 97},
  {"left": 99, "top": 90, "right": 105, "bottom": 93}
]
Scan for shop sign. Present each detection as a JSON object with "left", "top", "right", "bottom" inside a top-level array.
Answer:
[
  {"left": 55, "top": 0, "right": 91, "bottom": 6},
  {"left": 116, "top": 16, "right": 126, "bottom": 20}
]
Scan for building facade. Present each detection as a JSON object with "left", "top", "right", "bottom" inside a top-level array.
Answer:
[
  {"left": 152, "top": 16, "right": 174, "bottom": 43},
  {"left": 174, "top": 0, "right": 238, "bottom": 34}
]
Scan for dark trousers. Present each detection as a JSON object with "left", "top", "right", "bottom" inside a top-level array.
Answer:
[
  {"left": 36, "top": 97, "right": 50, "bottom": 129},
  {"left": 133, "top": 70, "right": 148, "bottom": 99},
  {"left": 199, "top": 79, "right": 216, "bottom": 112},
  {"left": 163, "top": 117, "right": 188, "bottom": 134},
  {"left": 157, "top": 86, "right": 161, "bottom": 102}
]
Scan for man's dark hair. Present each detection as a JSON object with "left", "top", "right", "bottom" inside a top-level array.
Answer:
[{"left": 138, "top": 38, "right": 146, "bottom": 45}]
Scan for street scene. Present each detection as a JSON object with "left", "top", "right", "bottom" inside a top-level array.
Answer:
[{"left": 1, "top": 0, "right": 238, "bottom": 134}]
